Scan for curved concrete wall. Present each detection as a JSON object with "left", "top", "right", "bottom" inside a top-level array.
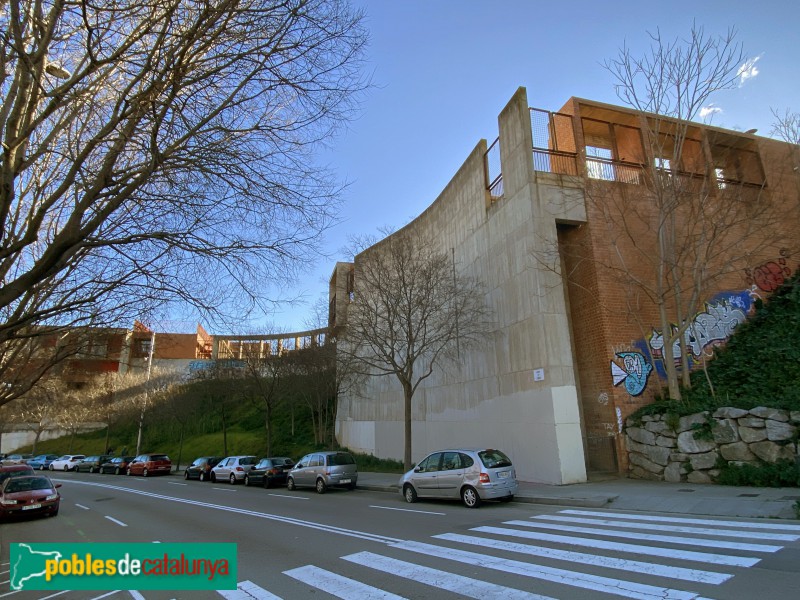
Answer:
[{"left": 336, "top": 88, "right": 588, "bottom": 484}]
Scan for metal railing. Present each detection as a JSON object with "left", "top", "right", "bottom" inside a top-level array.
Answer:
[
  {"left": 485, "top": 137, "right": 503, "bottom": 200},
  {"left": 533, "top": 149, "right": 579, "bottom": 176}
]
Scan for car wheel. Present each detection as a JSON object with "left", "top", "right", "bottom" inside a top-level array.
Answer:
[
  {"left": 184, "top": 470, "right": 190, "bottom": 480},
  {"left": 199, "top": 472, "right": 206, "bottom": 482},
  {"left": 49, "top": 464, "right": 54, "bottom": 471},
  {"left": 63, "top": 465, "right": 69, "bottom": 471},
  {"left": 287, "top": 477, "right": 295, "bottom": 491},
  {"left": 263, "top": 477, "right": 271, "bottom": 489},
  {"left": 244, "top": 475, "right": 251, "bottom": 486},
  {"left": 91, "top": 466, "right": 97, "bottom": 473},
  {"left": 229, "top": 474, "right": 236, "bottom": 485},
  {"left": 126, "top": 468, "right": 132, "bottom": 476},
  {"left": 143, "top": 468, "right": 149, "bottom": 477},
  {"left": 315, "top": 478, "right": 327, "bottom": 494},
  {"left": 461, "top": 486, "right": 481, "bottom": 508},
  {"left": 115, "top": 467, "right": 121, "bottom": 475},
  {"left": 403, "top": 484, "right": 418, "bottom": 503},
  {"left": 40, "top": 465, "right": 45, "bottom": 471},
  {"left": 210, "top": 472, "right": 217, "bottom": 483}
]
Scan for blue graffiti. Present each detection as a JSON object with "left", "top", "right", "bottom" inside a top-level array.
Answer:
[{"left": 610, "top": 351, "right": 652, "bottom": 396}]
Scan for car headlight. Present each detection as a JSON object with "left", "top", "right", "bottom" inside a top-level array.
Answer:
[
  {"left": 46, "top": 494, "right": 59, "bottom": 501},
  {"left": 1, "top": 499, "right": 18, "bottom": 505}
]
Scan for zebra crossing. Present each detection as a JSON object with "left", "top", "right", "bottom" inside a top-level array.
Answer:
[{"left": 221, "top": 508, "right": 800, "bottom": 600}]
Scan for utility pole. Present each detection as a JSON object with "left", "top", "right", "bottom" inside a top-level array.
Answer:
[{"left": 135, "top": 330, "right": 156, "bottom": 455}]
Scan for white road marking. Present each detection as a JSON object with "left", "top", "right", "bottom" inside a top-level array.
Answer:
[
  {"left": 104, "top": 516, "right": 128, "bottom": 527},
  {"left": 59, "top": 479, "right": 403, "bottom": 544},
  {"left": 89, "top": 592, "right": 121, "bottom": 599},
  {"left": 394, "top": 540, "right": 711, "bottom": 600},
  {"left": 168, "top": 482, "right": 188, "bottom": 486},
  {"left": 369, "top": 505, "right": 446, "bottom": 515},
  {"left": 284, "top": 565, "right": 406, "bottom": 599},
  {"left": 217, "top": 579, "right": 282, "bottom": 599},
  {"left": 535, "top": 514, "right": 799, "bottom": 541},
  {"left": 506, "top": 520, "right": 783, "bottom": 552},
  {"left": 267, "top": 493, "right": 308, "bottom": 500},
  {"left": 435, "top": 533, "right": 731, "bottom": 584},
  {"left": 343, "top": 550, "right": 555, "bottom": 599},
  {"left": 212, "top": 487, "right": 237, "bottom": 492},
  {"left": 75, "top": 503, "right": 90, "bottom": 510},
  {"left": 128, "top": 592, "right": 146, "bottom": 599},
  {"left": 561, "top": 509, "right": 800, "bottom": 531},
  {"left": 38, "top": 591, "right": 70, "bottom": 600},
  {"left": 473, "top": 525, "right": 759, "bottom": 567}
]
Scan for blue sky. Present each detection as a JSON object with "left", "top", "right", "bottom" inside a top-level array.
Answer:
[{"left": 243, "top": 0, "right": 800, "bottom": 333}]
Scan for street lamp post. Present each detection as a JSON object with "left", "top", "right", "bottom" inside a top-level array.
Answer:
[{"left": 135, "top": 331, "right": 155, "bottom": 456}]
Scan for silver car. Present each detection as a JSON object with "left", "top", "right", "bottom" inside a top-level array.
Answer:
[
  {"left": 210, "top": 456, "right": 257, "bottom": 484},
  {"left": 287, "top": 451, "right": 357, "bottom": 494},
  {"left": 400, "top": 448, "right": 518, "bottom": 508}
]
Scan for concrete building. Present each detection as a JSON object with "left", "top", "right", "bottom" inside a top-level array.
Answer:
[{"left": 331, "top": 87, "right": 799, "bottom": 484}]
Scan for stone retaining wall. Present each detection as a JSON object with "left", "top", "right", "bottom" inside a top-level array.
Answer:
[{"left": 625, "top": 407, "right": 800, "bottom": 483}]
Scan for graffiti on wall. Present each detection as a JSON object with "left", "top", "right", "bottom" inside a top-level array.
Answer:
[
  {"left": 744, "top": 251, "right": 792, "bottom": 293},
  {"left": 610, "top": 351, "right": 652, "bottom": 396}
]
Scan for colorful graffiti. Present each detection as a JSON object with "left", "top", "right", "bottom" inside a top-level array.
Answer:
[
  {"left": 744, "top": 251, "right": 792, "bottom": 293},
  {"left": 610, "top": 351, "right": 652, "bottom": 396}
]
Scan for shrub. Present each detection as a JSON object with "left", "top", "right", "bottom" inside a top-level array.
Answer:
[{"left": 715, "top": 460, "right": 800, "bottom": 487}]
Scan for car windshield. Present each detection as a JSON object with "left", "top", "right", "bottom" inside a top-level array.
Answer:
[
  {"left": 5, "top": 477, "right": 52, "bottom": 493},
  {"left": 0, "top": 468, "right": 32, "bottom": 482},
  {"left": 478, "top": 449, "right": 513, "bottom": 468},
  {"left": 328, "top": 453, "right": 355, "bottom": 466},
  {"left": 240, "top": 457, "right": 257, "bottom": 465}
]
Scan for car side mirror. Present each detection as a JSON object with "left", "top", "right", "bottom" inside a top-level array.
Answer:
[
  {"left": 295, "top": 463, "right": 303, "bottom": 469},
  {"left": 55, "top": 483, "right": 62, "bottom": 488},
  {"left": 414, "top": 466, "right": 422, "bottom": 473}
]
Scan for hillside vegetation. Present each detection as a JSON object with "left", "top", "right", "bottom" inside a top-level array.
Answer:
[{"left": 637, "top": 270, "right": 800, "bottom": 416}]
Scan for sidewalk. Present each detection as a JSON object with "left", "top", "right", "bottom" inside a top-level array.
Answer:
[{"left": 357, "top": 472, "right": 800, "bottom": 520}]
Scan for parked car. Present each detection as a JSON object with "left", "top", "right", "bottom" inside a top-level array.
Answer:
[
  {"left": 0, "top": 464, "right": 35, "bottom": 485},
  {"left": 99, "top": 456, "right": 136, "bottom": 475},
  {"left": 0, "top": 453, "right": 33, "bottom": 465},
  {"left": 75, "top": 455, "right": 114, "bottom": 473},
  {"left": 245, "top": 457, "right": 294, "bottom": 488},
  {"left": 49, "top": 455, "right": 86, "bottom": 471},
  {"left": 127, "top": 454, "right": 172, "bottom": 477},
  {"left": 399, "top": 448, "right": 517, "bottom": 508},
  {"left": 287, "top": 451, "right": 357, "bottom": 494},
  {"left": 184, "top": 457, "right": 222, "bottom": 482},
  {"left": 210, "top": 456, "right": 257, "bottom": 484},
  {"left": 27, "top": 454, "right": 61, "bottom": 470},
  {"left": 0, "top": 474, "right": 61, "bottom": 521}
]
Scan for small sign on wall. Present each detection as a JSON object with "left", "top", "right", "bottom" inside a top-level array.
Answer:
[{"left": 533, "top": 368, "right": 545, "bottom": 382}]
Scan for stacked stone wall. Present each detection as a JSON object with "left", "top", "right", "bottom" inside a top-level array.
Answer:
[{"left": 625, "top": 407, "right": 800, "bottom": 483}]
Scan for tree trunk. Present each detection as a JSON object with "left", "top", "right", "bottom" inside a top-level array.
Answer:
[
  {"left": 403, "top": 381, "right": 413, "bottom": 471},
  {"left": 221, "top": 403, "right": 228, "bottom": 457},
  {"left": 176, "top": 426, "right": 184, "bottom": 473},
  {"left": 265, "top": 402, "right": 272, "bottom": 456}
]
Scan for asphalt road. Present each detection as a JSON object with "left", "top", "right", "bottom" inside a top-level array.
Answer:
[{"left": 2, "top": 471, "right": 799, "bottom": 599}]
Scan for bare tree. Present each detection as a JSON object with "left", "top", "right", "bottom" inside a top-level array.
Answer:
[
  {"left": 5, "top": 377, "right": 63, "bottom": 453},
  {"left": 582, "top": 24, "right": 796, "bottom": 402},
  {"left": 239, "top": 346, "right": 288, "bottom": 456},
  {"left": 0, "top": 0, "right": 369, "bottom": 407},
  {"left": 284, "top": 343, "right": 336, "bottom": 446},
  {"left": 771, "top": 109, "right": 800, "bottom": 145},
  {"left": 341, "top": 230, "right": 492, "bottom": 470}
]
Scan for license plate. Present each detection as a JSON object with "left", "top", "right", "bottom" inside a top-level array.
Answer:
[
  {"left": 498, "top": 471, "right": 509, "bottom": 479},
  {"left": 23, "top": 504, "right": 42, "bottom": 510},
  {"left": 340, "top": 479, "right": 351, "bottom": 484}
]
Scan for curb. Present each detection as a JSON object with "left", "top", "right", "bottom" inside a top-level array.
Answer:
[{"left": 357, "top": 483, "right": 618, "bottom": 509}]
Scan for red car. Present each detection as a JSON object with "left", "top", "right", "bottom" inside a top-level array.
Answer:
[
  {"left": 127, "top": 453, "right": 172, "bottom": 477},
  {"left": 0, "top": 474, "right": 61, "bottom": 520},
  {"left": 0, "top": 464, "right": 35, "bottom": 485}
]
